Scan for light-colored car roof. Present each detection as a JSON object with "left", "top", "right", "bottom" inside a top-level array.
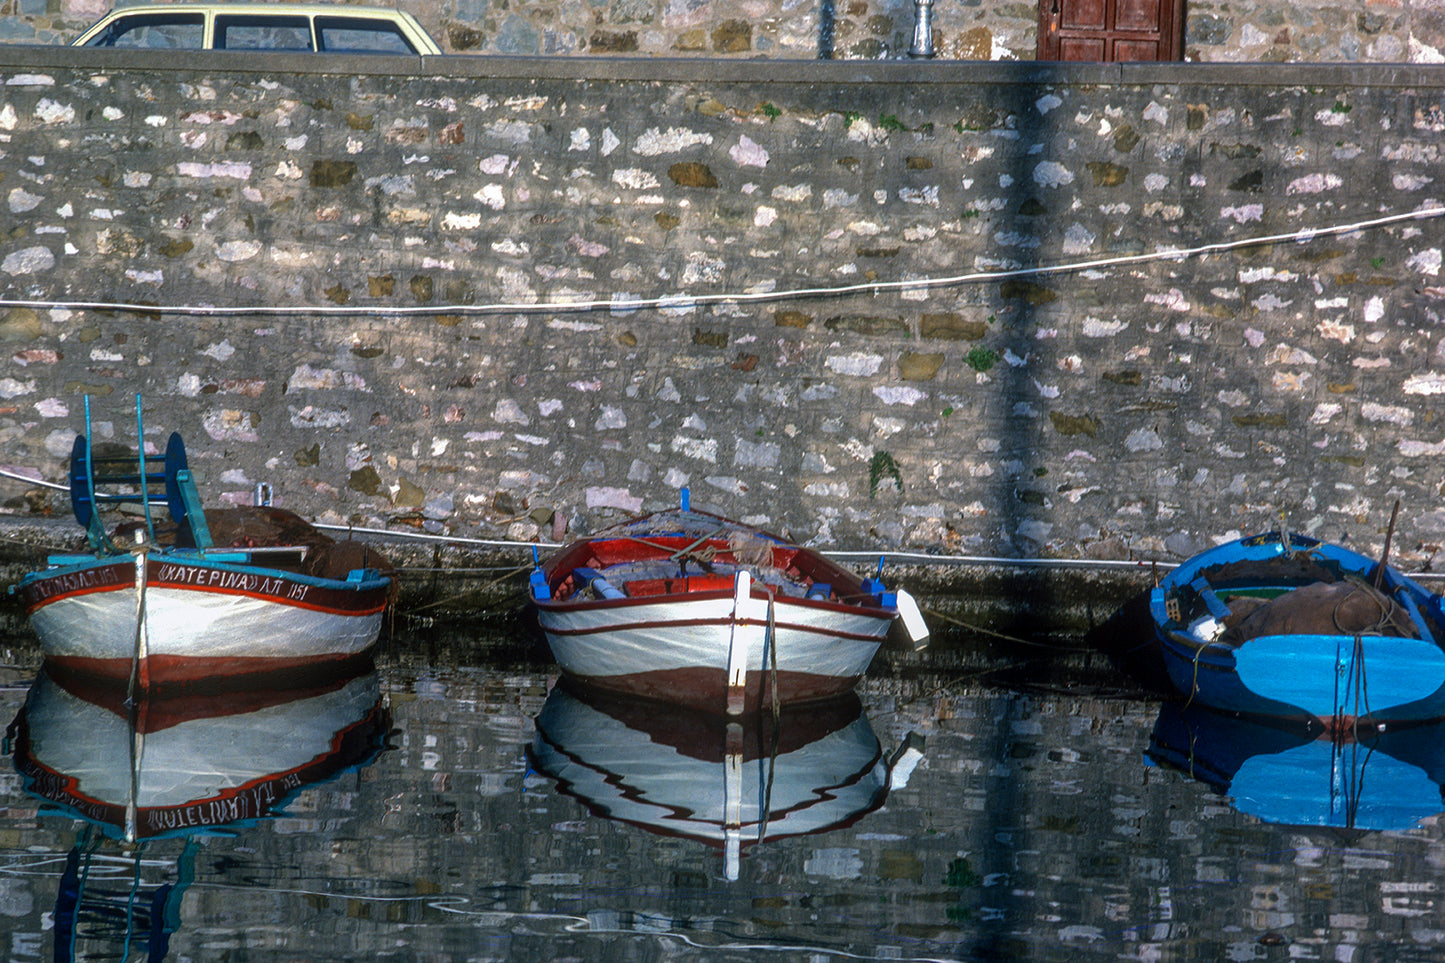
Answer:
[{"left": 72, "top": 3, "right": 442, "bottom": 55}]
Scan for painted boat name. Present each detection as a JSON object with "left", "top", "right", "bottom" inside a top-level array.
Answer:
[{"left": 155, "top": 563, "right": 305, "bottom": 599}]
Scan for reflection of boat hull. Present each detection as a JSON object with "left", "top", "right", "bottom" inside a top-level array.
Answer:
[
  {"left": 530, "top": 683, "right": 890, "bottom": 877},
  {"left": 1148, "top": 531, "right": 1445, "bottom": 728},
  {"left": 1147, "top": 701, "right": 1445, "bottom": 832},
  {"left": 534, "top": 505, "right": 926, "bottom": 715},
  {"left": 12, "top": 669, "right": 388, "bottom": 841},
  {"left": 19, "top": 553, "right": 389, "bottom": 691}
]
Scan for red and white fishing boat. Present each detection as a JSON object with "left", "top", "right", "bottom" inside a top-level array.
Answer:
[
  {"left": 528, "top": 491, "right": 928, "bottom": 715},
  {"left": 15, "top": 397, "right": 393, "bottom": 693}
]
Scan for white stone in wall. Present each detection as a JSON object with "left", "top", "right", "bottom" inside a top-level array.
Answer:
[
  {"left": 1126, "top": 428, "right": 1164, "bottom": 453},
  {"left": 1392, "top": 173, "right": 1433, "bottom": 190},
  {"left": 492, "top": 399, "right": 530, "bottom": 425},
  {"left": 8, "top": 188, "right": 41, "bottom": 213},
  {"left": 671, "top": 436, "right": 717, "bottom": 463},
  {"left": 1362, "top": 402, "right": 1414, "bottom": 426},
  {"left": 207, "top": 409, "right": 261, "bottom": 440},
  {"left": 730, "top": 136, "right": 769, "bottom": 168},
  {"left": 0, "top": 378, "right": 36, "bottom": 399},
  {"left": 216, "top": 240, "right": 261, "bottom": 262},
  {"left": 1032, "top": 162, "right": 1073, "bottom": 188},
  {"left": 826, "top": 353, "right": 883, "bottom": 376},
  {"left": 1265, "top": 345, "right": 1317, "bottom": 365},
  {"left": 2, "top": 246, "right": 54, "bottom": 275},
  {"left": 1404, "top": 373, "right": 1445, "bottom": 395},
  {"left": 734, "top": 439, "right": 780, "bottom": 468},
  {"left": 595, "top": 406, "right": 626, "bottom": 430},
  {"left": 612, "top": 168, "right": 660, "bottom": 190},
  {"left": 586, "top": 486, "right": 642, "bottom": 511},
  {"left": 633, "top": 127, "right": 712, "bottom": 156},
  {"left": 34, "top": 99, "right": 74, "bottom": 124},
  {"left": 1407, "top": 248, "right": 1442, "bottom": 275},
  {"left": 874, "top": 386, "right": 925, "bottom": 406}
]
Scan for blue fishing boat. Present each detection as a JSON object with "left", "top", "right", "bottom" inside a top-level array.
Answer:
[{"left": 1149, "top": 530, "right": 1445, "bottom": 731}]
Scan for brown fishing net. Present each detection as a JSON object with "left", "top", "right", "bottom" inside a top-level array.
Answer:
[{"left": 1219, "top": 578, "right": 1419, "bottom": 645}]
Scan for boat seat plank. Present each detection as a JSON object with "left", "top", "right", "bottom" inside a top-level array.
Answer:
[
  {"left": 623, "top": 574, "right": 736, "bottom": 597},
  {"left": 1191, "top": 577, "right": 1233, "bottom": 621}
]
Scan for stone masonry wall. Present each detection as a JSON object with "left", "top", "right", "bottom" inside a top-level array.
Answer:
[
  {"left": 7, "top": 0, "right": 1445, "bottom": 63},
  {"left": 2, "top": 49, "right": 1445, "bottom": 569}
]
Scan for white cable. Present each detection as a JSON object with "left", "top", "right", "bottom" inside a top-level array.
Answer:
[
  {"left": 0, "top": 467, "right": 63, "bottom": 491},
  {"left": 5, "top": 470, "right": 1444, "bottom": 581},
  {"left": 0, "top": 207, "right": 1439, "bottom": 318}
]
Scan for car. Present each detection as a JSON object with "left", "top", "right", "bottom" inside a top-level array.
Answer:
[{"left": 71, "top": 3, "right": 442, "bottom": 56}]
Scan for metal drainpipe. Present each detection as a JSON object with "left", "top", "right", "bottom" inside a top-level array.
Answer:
[{"left": 909, "top": 0, "right": 935, "bottom": 58}]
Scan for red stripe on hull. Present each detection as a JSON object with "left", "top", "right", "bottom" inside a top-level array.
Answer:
[
  {"left": 560, "top": 665, "right": 863, "bottom": 716},
  {"left": 44, "top": 648, "right": 377, "bottom": 696}
]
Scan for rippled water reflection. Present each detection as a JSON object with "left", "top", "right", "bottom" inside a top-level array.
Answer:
[{"left": 3, "top": 620, "right": 1445, "bottom": 961}]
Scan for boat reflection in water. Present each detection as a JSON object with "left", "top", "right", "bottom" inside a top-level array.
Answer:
[
  {"left": 8, "top": 667, "right": 390, "bottom": 962},
  {"left": 529, "top": 681, "right": 923, "bottom": 880},
  {"left": 1147, "top": 701, "right": 1445, "bottom": 832}
]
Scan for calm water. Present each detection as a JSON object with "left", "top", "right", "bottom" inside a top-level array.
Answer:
[{"left": 3, "top": 619, "right": 1445, "bottom": 962}]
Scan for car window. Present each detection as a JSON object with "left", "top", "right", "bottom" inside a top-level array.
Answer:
[
  {"left": 215, "top": 14, "right": 313, "bottom": 51},
  {"left": 84, "top": 12, "right": 205, "bottom": 48},
  {"left": 316, "top": 16, "right": 416, "bottom": 54}
]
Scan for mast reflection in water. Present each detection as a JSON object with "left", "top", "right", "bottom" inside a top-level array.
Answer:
[
  {"left": 529, "top": 682, "right": 924, "bottom": 880},
  {"left": 8, "top": 667, "right": 390, "bottom": 962}
]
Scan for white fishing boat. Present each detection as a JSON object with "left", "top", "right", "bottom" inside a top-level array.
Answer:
[
  {"left": 14, "top": 397, "right": 393, "bottom": 693},
  {"left": 529, "top": 491, "right": 928, "bottom": 715}
]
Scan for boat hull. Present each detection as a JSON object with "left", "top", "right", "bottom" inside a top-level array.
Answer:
[
  {"left": 537, "top": 588, "right": 890, "bottom": 715},
  {"left": 1150, "top": 531, "right": 1445, "bottom": 729},
  {"left": 19, "top": 553, "right": 390, "bottom": 691}
]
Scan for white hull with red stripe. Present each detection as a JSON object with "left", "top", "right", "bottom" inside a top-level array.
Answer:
[
  {"left": 19, "top": 552, "right": 390, "bottom": 691},
  {"left": 533, "top": 506, "right": 928, "bottom": 715}
]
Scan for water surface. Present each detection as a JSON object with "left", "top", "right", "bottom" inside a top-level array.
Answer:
[{"left": 2, "top": 620, "right": 1444, "bottom": 961}]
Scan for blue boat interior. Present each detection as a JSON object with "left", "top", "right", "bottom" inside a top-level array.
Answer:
[{"left": 1159, "top": 531, "right": 1445, "bottom": 652}]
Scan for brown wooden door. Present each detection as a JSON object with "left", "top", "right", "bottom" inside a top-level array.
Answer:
[{"left": 1038, "top": 0, "right": 1183, "bottom": 61}]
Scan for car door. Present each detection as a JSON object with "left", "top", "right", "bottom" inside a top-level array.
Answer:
[
  {"left": 213, "top": 13, "right": 315, "bottom": 51},
  {"left": 79, "top": 11, "right": 206, "bottom": 49}
]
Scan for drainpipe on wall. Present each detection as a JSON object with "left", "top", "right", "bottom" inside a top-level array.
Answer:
[{"left": 909, "top": 0, "right": 935, "bottom": 58}]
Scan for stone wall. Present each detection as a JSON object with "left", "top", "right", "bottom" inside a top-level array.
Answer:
[
  {"left": 6, "top": 0, "right": 1445, "bottom": 63},
  {"left": 2, "top": 48, "right": 1445, "bottom": 569}
]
